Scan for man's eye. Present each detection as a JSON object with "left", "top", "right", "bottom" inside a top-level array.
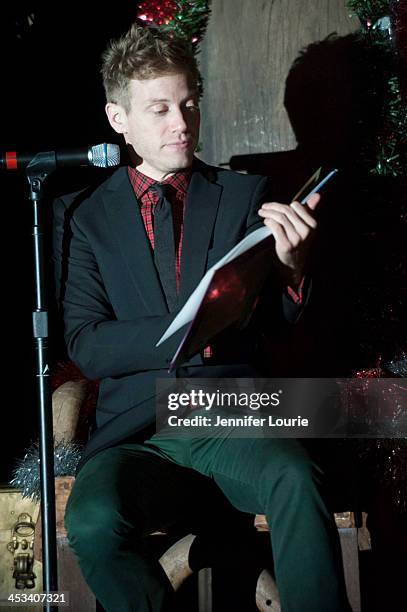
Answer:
[
  {"left": 186, "top": 103, "right": 199, "bottom": 111},
  {"left": 153, "top": 107, "right": 168, "bottom": 114}
]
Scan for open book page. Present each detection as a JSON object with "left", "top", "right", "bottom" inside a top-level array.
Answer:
[
  {"left": 156, "top": 225, "right": 272, "bottom": 346},
  {"left": 168, "top": 234, "right": 276, "bottom": 369}
]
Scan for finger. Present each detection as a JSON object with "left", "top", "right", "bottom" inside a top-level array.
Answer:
[
  {"left": 303, "top": 192, "right": 320, "bottom": 210},
  {"left": 276, "top": 205, "right": 312, "bottom": 238},
  {"left": 290, "top": 202, "right": 318, "bottom": 229},
  {"left": 260, "top": 209, "right": 301, "bottom": 246},
  {"left": 261, "top": 201, "right": 316, "bottom": 232},
  {"left": 262, "top": 217, "right": 292, "bottom": 252},
  {"left": 260, "top": 202, "right": 289, "bottom": 212},
  {"left": 261, "top": 193, "right": 320, "bottom": 212},
  {"left": 259, "top": 207, "right": 307, "bottom": 243}
]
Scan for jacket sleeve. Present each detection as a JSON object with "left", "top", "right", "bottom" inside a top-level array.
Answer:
[
  {"left": 53, "top": 197, "right": 187, "bottom": 380},
  {"left": 244, "top": 175, "right": 311, "bottom": 324}
]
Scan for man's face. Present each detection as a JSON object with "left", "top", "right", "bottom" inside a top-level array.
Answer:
[{"left": 107, "top": 71, "right": 200, "bottom": 180}]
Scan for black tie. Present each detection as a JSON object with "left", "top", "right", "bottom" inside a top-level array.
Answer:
[{"left": 151, "top": 183, "right": 178, "bottom": 311}]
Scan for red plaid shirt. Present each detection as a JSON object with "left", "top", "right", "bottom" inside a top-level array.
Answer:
[
  {"left": 286, "top": 277, "right": 304, "bottom": 304},
  {"left": 128, "top": 166, "right": 191, "bottom": 291}
]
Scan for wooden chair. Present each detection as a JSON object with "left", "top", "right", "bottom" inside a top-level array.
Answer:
[{"left": 35, "top": 374, "right": 368, "bottom": 611}]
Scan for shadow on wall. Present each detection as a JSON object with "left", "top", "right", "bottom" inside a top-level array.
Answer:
[{"left": 230, "top": 33, "right": 405, "bottom": 377}]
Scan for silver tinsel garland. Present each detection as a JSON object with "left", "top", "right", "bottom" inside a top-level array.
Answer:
[
  {"left": 10, "top": 440, "right": 82, "bottom": 502},
  {"left": 385, "top": 354, "right": 407, "bottom": 377}
]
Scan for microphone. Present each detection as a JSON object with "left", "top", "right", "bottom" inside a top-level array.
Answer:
[{"left": 1, "top": 143, "right": 121, "bottom": 170}]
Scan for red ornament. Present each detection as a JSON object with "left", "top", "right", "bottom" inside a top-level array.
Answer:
[
  {"left": 355, "top": 367, "right": 387, "bottom": 378},
  {"left": 137, "top": 0, "right": 178, "bottom": 26},
  {"left": 355, "top": 356, "right": 386, "bottom": 378}
]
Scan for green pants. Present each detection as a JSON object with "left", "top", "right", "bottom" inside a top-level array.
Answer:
[{"left": 65, "top": 436, "right": 351, "bottom": 612}]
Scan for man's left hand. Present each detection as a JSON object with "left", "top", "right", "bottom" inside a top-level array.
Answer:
[{"left": 258, "top": 193, "right": 320, "bottom": 285}]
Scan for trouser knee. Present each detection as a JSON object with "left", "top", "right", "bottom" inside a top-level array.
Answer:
[
  {"left": 64, "top": 490, "right": 135, "bottom": 559},
  {"left": 258, "top": 452, "right": 324, "bottom": 509}
]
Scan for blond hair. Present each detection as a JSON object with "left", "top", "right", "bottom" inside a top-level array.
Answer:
[{"left": 101, "top": 24, "right": 201, "bottom": 112}]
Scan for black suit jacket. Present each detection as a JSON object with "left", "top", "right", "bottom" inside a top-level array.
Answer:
[{"left": 53, "top": 159, "right": 304, "bottom": 469}]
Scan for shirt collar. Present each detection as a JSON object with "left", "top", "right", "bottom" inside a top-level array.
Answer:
[{"left": 128, "top": 165, "right": 192, "bottom": 200}]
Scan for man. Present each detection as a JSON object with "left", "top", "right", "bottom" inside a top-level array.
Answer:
[{"left": 54, "top": 24, "right": 350, "bottom": 612}]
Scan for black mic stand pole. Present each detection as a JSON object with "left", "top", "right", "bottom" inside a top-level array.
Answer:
[{"left": 26, "top": 152, "right": 59, "bottom": 612}]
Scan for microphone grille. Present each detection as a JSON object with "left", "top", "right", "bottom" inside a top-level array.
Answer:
[{"left": 90, "top": 143, "right": 121, "bottom": 168}]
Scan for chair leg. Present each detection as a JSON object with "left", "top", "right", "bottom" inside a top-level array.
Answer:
[
  {"left": 198, "top": 568, "right": 212, "bottom": 612},
  {"left": 57, "top": 535, "right": 96, "bottom": 612},
  {"left": 338, "top": 527, "right": 361, "bottom": 612}
]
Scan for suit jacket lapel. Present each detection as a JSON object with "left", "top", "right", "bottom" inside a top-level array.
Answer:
[
  {"left": 101, "top": 163, "right": 222, "bottom": 312},
  {"left": 102, "top": 167, "right": 168, "bottom": 314},
  {"left": 179, "top": 163, "right": 222, "bottom": 303}
]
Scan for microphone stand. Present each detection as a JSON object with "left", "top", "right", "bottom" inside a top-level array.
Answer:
[
  {"left": 26, "top": 152, "right": 59, "bottom": 612},
  {"left": 19, "top": 144, "right": 118, "bottom": 610}
]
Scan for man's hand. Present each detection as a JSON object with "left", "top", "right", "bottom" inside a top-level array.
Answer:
[{"left": 258, "top": 193, "right": 320, "bottom": 285}]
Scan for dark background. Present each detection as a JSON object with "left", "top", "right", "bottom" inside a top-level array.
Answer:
[{"left": 0, "top": 2, "right": 138, "bottom": 483}]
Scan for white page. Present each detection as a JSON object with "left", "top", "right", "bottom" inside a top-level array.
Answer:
[{"left": 156, "top": 226, "right": 272, "bottom": 346}]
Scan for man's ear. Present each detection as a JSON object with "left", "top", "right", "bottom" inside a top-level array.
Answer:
[{"left": 105, "top": 102, "right": 128, "bottom": 135}]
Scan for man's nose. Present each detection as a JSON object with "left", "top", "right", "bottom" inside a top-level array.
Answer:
[{"left": 170, "top": 108, "right": 188, "bottom": 132}]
